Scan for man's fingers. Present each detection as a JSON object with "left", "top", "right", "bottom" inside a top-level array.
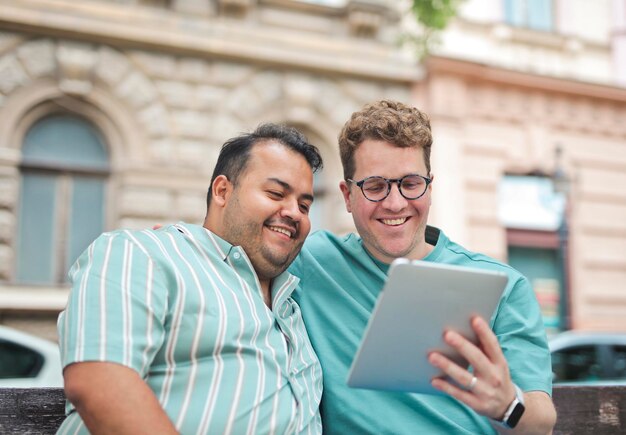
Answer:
[
  {"left": 442, "top": 329, "right": 490, "bottom": 371},
  {"left": 428, "top": 351, "right": 476, "bottom": 390},
  {"left": 471, "top": 316, "right": 507, "bottom": 366}
]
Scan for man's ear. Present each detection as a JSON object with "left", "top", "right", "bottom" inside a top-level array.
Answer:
[
  {"left": 211, "top": 175, "right": 232, "bottom": 207},
  {"left": 339, "top": 180, "right": 352, "bottom": 213}
]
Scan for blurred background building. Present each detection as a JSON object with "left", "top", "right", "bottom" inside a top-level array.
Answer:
[{"left": 0, "top": 0, "right": 625, "bottom": 341}]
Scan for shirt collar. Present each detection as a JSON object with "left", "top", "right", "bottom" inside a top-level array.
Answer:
[{"left": 174, "top": 222, "right": 300, "bottom": 306}]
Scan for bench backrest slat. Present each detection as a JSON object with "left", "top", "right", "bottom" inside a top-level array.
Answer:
[{"left": 1, "top": 386, "right": 625, "bottom": 434}]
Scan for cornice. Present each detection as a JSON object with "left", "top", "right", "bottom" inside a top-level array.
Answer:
[
  {"left": 426, "top": 56, "right": 626, "bottom": 103},
  {"left": 0, "top": 0, "right": 422, "bottom": 83}
]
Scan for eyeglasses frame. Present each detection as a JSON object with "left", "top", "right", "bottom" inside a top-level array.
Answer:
[{"left": 346, "top": 174, "right": 433, "bottom": 203}]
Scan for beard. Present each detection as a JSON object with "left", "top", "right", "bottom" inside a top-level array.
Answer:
[{"left": 221, "top": 198, "right": 303, "bottom": 281}]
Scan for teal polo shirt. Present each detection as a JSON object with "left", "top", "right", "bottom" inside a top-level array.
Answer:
[
  {"left": 290, "top": 226, "right": 551, "bottom": 434},
  {"left": 58, "top": 223, "right": 322, "bottom": 435}
]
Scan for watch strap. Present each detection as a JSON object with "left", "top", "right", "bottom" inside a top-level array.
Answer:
[{"left": 492, "top": 383, "right": 526, "bottom": 429}]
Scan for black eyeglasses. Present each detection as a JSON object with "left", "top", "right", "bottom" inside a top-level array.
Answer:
[{"left": 347, "top": 174, "right": 432, "bottom": 202}]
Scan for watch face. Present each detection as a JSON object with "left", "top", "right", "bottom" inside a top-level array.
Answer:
[{"left": 507, "top": 402, "right": 526, "bottom": 428}]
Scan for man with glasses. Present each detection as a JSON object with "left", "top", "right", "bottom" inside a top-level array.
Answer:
[{"left": 289, "top": 100, "right": 556, "bottom": 434}]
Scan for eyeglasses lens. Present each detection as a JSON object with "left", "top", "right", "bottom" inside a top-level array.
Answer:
[{"left": 361, "top": 175, "right": 427, "bottom": 201}]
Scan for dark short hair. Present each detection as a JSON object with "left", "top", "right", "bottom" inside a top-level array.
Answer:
[
  {"left": 207, "top": 123, "right": 323, "bottom": 206},
  {"left": 338, "top": 100, "right": 432, "bottom": 180}
]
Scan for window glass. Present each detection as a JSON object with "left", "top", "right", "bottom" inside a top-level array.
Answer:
[
  {"left": 67, "top": 176, "right": 106, "bottom": 270},
  {"left": 608, "top": 345, "right": 626, "bottom": 380},
  {"left": 527, "top": 0, "right": 552, "bottom": 31},
  {"left": 22, "top": 114, "right": 108, "bottom": 170},
  {"left": 16, "top": 173, "right": 58, "bottom": 284},
  {"left": 499, "top": 174, "right": 566, "bottom": 333},
  {"left": 552, "top": 345, "right": 601, "bottom": 383},
  {"left": 17, "top": 114, "right": 109, "bottom": 285},
  {"left": 503, "top": 0, "right": 553, "bottom": 32},
  {"left": 0, "top": 340, "right": 44, "bottom": 378}
]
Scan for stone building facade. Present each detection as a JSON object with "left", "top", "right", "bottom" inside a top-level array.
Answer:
[
  {"left": 1, "top": 0, "right": 625, "bottom": 339},
  {"left": 0, "top": 0, "right": 413, "bottom": 339}
]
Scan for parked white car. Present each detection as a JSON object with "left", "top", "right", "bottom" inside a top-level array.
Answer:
[
  {"left": 549, "top": 331, "right": 626, "bottom": 385},
  {"left": 0, "top": 325, "right": 63, "bottom": 387}
]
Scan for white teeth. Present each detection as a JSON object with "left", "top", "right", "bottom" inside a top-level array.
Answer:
[
  {"left": 268, "top": 226, "right": 292, "bottom": 238},
  {"left": 381, "top": 218, "right": 407, "bottom": 226}
]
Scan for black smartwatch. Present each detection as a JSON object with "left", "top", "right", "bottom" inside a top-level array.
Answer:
[{"left": 492, "top": 383, "right": 526, "bottom": 429}]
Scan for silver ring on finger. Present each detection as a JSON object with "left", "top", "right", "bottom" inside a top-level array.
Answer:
[{"left": 466, "top": 375, "right": 478, "bottom": 391}]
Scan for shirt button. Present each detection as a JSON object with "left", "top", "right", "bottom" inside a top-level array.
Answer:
[{"left": 233, "top": 252, "right": 241, "bottom": 259}]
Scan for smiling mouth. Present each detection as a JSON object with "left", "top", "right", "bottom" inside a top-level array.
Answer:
[
  {"left": 267, "top": 225, "right": 294, "bottom": 238},
  {"left": 379, "top": 217, "right": 408, "bottom": 226}
]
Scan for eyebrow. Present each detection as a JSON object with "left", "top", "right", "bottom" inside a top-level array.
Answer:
[{"left": 267, "top": 177, "right": 314, "bottom": 203}]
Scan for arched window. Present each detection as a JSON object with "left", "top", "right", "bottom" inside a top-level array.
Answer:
[{"left": 16, "top": 114, "right": 109, "bottom": 285}]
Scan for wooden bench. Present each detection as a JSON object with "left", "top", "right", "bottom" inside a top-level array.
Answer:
[{"left": 1, "top": 386, "right": 625, "bottom": 434}]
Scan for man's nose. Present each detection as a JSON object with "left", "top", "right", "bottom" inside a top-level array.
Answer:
[
  {"left": 279, "top": 198, "right": 302, "bottom": 221},
  {"left": 381, "top": 182, "right": 407, "bottom": 211}
]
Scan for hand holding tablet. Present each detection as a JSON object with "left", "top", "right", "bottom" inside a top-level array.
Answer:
[{"left": 347, "top": 259, "right": 508, "bottom": 396}]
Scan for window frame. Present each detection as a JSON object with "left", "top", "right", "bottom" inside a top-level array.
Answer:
[{"left": 14, "top": 105, "right": 111, "bottom": 286}]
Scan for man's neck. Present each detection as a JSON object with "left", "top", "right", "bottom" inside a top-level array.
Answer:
[{"left": 260, "top": 280, "right": 272, "bottom": 308}]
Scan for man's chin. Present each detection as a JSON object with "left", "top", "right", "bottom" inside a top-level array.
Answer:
[{"left": 257, "top": 254, "right": 296, "bottom": 277}]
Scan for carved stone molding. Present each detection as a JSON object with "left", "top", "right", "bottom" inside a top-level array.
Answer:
[
  {"left": 171, "top": 0, "right": 213, "bottom": 16},
  {"left": 218, "top": 0, "right": 255, "bottom": 17},
  {"left": 56, "top": 42, "right": 97, "bottom": 96},
  {"left": 347, "top": 0, "right": 389, "bottom": 38}
]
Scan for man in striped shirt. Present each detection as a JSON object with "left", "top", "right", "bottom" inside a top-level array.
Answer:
[{"left": 57, "top": 124, "right": 324, "bottom": 435}]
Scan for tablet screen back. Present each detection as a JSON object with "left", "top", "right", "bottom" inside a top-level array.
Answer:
[{"left": 346, "top": 259, "right": 508, "bottom": 395}]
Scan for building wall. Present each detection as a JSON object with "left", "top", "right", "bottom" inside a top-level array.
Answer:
[
  {"left": 0, "top": 0, "right": 414, "bottom": 339},
  {"left": 1, "top": 0, "right": 625, "bottom": 339},
  {"left": 420, "top": 61, "right": 626, "bottom": 331},
  {"left": 415, "top": 0, "right": 626, "bottom": 332}
]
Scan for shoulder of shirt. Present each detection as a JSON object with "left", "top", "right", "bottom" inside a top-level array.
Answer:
[
  {"left": 441, "top": 233, "right": 526, "bottom": 283},
  {"left": 93, "top": 223, "right": 192, "bottom": 252},
  {"left": 302, "top": 229, "right": 359, "bottom": 250}
]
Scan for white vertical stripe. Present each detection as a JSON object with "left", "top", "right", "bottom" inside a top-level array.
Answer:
[
  {"left": 222, "top": 255, "right": 265, "bottom": 435},
  {"left": 71, "top": 418, "right": 84, "bottom": 435},
  {"left": 184, "top": 230, "right": 242, "bottom": 434},
  {"left": 278, "top": 279, "right": 301, "bottom": 434},
  {"left": 122, "top": 240, "right": 133, "bottom": 367},
  {"left": 99, "top": 236, "right": 114, "bottom": 360},
  {"left": 75, "top": 241, "right": 95, "bottom": 362},
  {"left": 65, "top": 254, "right": 82, "bottom": 365},
  {"left": 140, "top": 260, "right": 154, "bottom": 375},
  {"left": 140, "top": 230, "right": 186, "bottom": 408},
  {"left": 267, "top": 306, "right": 283, "bottom": 435},
  {"left": 146, "top": 227, "right": 229, "bottom": 433},
  {"left": 125, "top": 230, "right": 184, "bottom": 406},
  {"left": 197, "top": 290, "right": 228, "bottom": 435},
  {"left": 165, "top": 232, "right": 206, "bottom": 429},
  {"left": 230, "top": 246, "right": 285, "bottom": 435},
  {"left": 285, "top": 297, "right": 318, "bottom": 427}
]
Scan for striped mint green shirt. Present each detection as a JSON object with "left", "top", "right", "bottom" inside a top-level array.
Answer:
[{"left": 57, "top": 222, "right": 322, "bottom": 435}]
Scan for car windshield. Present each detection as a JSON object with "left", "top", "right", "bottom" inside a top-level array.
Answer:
[{"left": 0, "top": 339, "right": 44, "bottom": 379}]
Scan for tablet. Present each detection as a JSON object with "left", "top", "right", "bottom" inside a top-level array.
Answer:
[{"left": 346, "top": 258, "right": 508, "bottom": 395}]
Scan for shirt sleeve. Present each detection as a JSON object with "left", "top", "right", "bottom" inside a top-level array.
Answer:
[
  {"left": 492, "top": 274, "right": 553, "bottom": 395},
  {"left": 58, "top": 231, "right": 169, "bottom": 377}
]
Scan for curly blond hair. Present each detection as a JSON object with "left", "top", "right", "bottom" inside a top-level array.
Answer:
[{"left": 338, "top": 100, "right": 432, "bottom": 179}]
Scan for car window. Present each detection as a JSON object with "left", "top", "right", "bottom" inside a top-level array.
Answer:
[
  {"left": 0, "top": 339, "right": 44, "bottom": 378},
  {"left": 607, "top": 345, "right": 626, "bottom": 380},
  {"left": 552, "top": 345, "right": 602, "bottom": 383}
]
